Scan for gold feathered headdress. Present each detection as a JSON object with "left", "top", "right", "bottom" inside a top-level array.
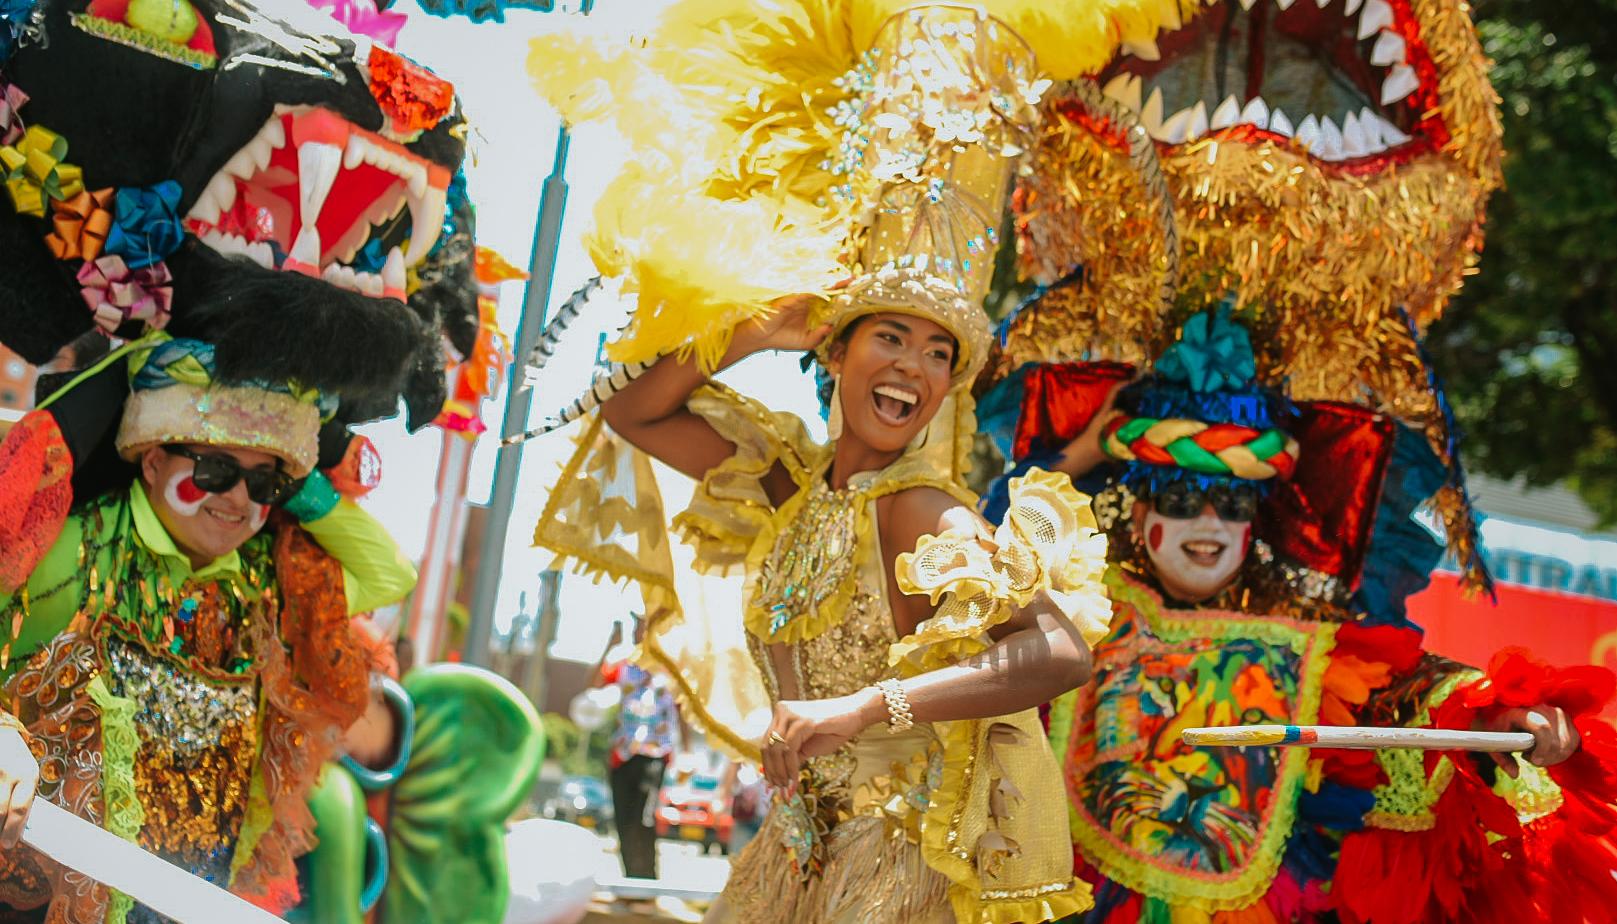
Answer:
[{"left": 527, "top": 0, "right": 1175, "bottom": 380}]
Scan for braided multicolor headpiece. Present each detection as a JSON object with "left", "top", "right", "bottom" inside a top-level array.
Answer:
[
  {"left": 1102, "top": 417, "right": 1298, "bottom": 481},
  {"left": 1103, "top": 307, "right": 1298, "bottom": 493}
]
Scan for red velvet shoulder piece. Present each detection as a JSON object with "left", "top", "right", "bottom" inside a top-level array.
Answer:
[
  {"left": 0, "top": 412, "right": 73, "bottom": 595},
  {"left": 1260, "top": 402, "right": 1395, "bottom": 591},
  {"left": 1012, "top": 361, "right": 1135, "bottom": 459}
]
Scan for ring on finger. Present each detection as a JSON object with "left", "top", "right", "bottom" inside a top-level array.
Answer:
[{"left": 767, "top": 731, "right": 787, "bottom": 747}]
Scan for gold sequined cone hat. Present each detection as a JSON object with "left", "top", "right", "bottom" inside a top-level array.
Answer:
[{"left": 812, "top": 4, "right": 1043, "bottom": 387}]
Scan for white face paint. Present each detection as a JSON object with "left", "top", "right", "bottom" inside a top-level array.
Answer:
[
  {"left": 1139, "top": 505, "right": 1252, "bottom": 604},
  {"left": 162, "top": 469, "right": 210, "bottom": 518}
]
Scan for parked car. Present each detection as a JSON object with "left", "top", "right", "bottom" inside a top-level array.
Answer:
[
  {"left": 654, "top": 766, "right": 733, "bottom": 855},
  {"left": 541, "top": 775, "right": 613, "bottom": 832}
]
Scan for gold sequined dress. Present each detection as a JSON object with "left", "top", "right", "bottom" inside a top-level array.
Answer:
[{"left": 537, "top": 385, "right": 1114, "bottom": 924}]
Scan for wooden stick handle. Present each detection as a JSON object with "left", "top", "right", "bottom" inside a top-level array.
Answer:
[{"left": 1181, "top": 725, "right": 1536, "bottom": 752}]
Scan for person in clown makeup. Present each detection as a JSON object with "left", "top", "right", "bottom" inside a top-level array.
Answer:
[
  {"left": 980, "top": 308, "right": 1608, "bottom": 924},
  {"left": 0, "top": 335, "right": 414, "bottom": 923}
]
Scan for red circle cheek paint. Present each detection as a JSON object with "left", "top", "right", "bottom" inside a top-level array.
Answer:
[
  {"left": 176, "top": 477, "right": 206, "bottom": 504},
  {"left": 1148, "top": 523, "right": 1164, "bottom": 552}
]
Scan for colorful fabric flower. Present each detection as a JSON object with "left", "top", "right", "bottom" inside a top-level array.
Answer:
[
  {"left": 104, "top": 180, "right": 185, "bottom": 269},
  {"left": 76, "top": 255, "right": 173, "bottom": 335},
  {"left": 45, "top": 187, "right": 114, "bottom": 261},
  {"left": 0, "top": 80, "right": 25, "bottom": 145},
  {"left": 367, "top": 46, "right": 454, "bottom": 137},
  {"left": 1156, "top": 305, "right": 1257, "bottom": 393},
  {"left": 0, "top": 0, "right": 38, "bottom": 64},
  {"left": 1, "top": 124, "right": 84, "bottom": 217}
]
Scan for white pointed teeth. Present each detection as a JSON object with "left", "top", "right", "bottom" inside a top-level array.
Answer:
[
  {"left": 298, "top": 142, "right": 343, "bottom": 231},
  {"left": 1317, "top": 116, "right": 1345, "bottom": 159},
  {"left": 1094, "top": 0, "right": 1426, "bottom": 159},
  {"left": 321, "top": 263, "right": 386, "bottom": 298},
  {"left": 1341, "top": 112, "right": 1368, "bottom": 157},
  {"left": 1357, "top": 0, "right": 1393, "bottom": 39},
  {"left": 186, "top": 115, "right": 288, "bottom": 228},
  {"left": 1141, "top": 86, "right": 1165, "bottom": 134},
  {"left": 404, "top": 183, "right": 449, "bottom": 267},
  {"left": 1240, "top": 97, "right": 1270, "bottom": 130},
  {"left": 1122, "top": 38, "right": 1161, "bottom": 61},
  {"left": 1103, "top": 73, "right": 1143, "bottom": 113},
  {"left": 289, "top": 226, "right": 321, "bottom": 270},
  {"left": 206, "top": 173, "right": 237, "bottom": 217},
  {"left": 1158, "top": 106, "right": 1193, "bottom": 143},
  {"left": 382, "top": 246, "right": 407, "bottom": 299},
  {"left": 1186, "top": 101, "right": 1209, "bottom": 141},
  {"left": 1269, "top": 108, "right": 1294, "bottom": 137},
  {"left": 1381, "top": 64, "right": 1419, "bottom": 105},
  {"left": 1371, "top": 30, "right": 1407, "bottom": 67},
  {"left": 1294, "top": 114, "right": 1322, "bottom": 151},
  {"left": 198, "top": 230, "right": 274, "bottom": 270}
]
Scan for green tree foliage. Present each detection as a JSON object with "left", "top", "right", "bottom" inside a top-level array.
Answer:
[
  {"left": 540, "top": 709, "right": 618, "bottom": 776},
  {"left": 1429, "top": 1, "right": 1617, "bottom": 526}
]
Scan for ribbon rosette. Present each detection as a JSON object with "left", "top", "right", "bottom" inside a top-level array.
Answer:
[
  {"left": 76, "top": 255, "right": 173, "bottom": 335},
  {"left": 1, "top": 124, "right": 84, "bottom": 217},
  {"left": 0, "top": 81, "right": 25, "bottom": 146},
  {"left": 1156, "top": 305, "right": 1258, "bottom": 394},
  {"left": 46, "top": 187, "right": 114, "bottom": 261},
  {"left": 105, "top": 180, "right": 185, "bottom": 268}
]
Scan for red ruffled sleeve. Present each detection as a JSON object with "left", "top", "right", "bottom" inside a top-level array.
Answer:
[{"left": 1334, "top": 647, "right": 1617, "bottom": 924}]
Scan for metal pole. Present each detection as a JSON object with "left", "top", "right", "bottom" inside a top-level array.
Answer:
[
  {"left": 463, "top": 125, "right": 571, "bottom": 667},
  {"left": 405, "top": 429, "right": 476, "bottom": 668}
]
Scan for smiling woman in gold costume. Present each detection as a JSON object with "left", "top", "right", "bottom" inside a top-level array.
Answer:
[{"left": 524, "top": 3, "right": 1135, "bottom": 922}]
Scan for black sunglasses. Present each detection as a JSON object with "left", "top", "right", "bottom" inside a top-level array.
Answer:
[
  {"left": 163, "top": 446, "right": 297, "bottom": 506},
  {"left": 1151, "top": 481, "right": 1259, "bottom": 523}
]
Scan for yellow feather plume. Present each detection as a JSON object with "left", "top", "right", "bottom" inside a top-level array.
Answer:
[
  {"left": 526, "top": 0, "right": 1199, "bottom": 371},
  {"left": 586, "top": 164, "right": 844, "bottom": 372}
]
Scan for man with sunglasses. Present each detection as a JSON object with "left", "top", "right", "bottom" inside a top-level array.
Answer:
[
  {"left": 0, "top": 336, "right": 415, "bottom": 922},
  {"left": 979, "top": 310, "right": 1597, "bottom": 923}
]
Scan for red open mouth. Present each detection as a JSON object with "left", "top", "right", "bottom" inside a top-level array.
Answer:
[
  {"left": 1096, "top": 0, "right": 1440, "bottom": 165},
  {"left": 871, "top": 383, "right": 920, "bottom": 426},
  {"left": 183, "top": 106, "right": 451, "bottom": 298}
]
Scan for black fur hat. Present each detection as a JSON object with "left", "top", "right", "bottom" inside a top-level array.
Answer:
[{"left": 0, "top": 0, "right": 477, "bottom": 428}]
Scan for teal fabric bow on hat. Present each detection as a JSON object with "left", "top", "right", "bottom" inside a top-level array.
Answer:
[{"left": 1157, "top": 305, "right": 1257, "bottom": 394}]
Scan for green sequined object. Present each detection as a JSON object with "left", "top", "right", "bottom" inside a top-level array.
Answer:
[{"left": 755, "top": 484, "right": 859, "bottom": 636}]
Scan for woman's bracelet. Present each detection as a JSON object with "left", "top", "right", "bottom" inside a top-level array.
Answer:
[{"left": 874, "top": 678, "right": 914, "bottom": 734}]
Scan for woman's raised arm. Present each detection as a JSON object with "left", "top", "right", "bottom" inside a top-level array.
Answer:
[{"left": 599, "top": 294, "right": 828, "bottom": 494}]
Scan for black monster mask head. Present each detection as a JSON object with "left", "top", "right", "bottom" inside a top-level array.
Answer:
[{"left": 0, "top": 0, "right": 477, "bottom": 426}]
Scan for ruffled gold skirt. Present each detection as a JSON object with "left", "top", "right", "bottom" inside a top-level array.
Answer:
[{"left": 707, "top": 810, "right": 952, "bottom": 924}]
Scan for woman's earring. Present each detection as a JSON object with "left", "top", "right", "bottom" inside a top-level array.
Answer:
[{"left": 827, "top": 375, "right": 844, "bottom": 441}]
